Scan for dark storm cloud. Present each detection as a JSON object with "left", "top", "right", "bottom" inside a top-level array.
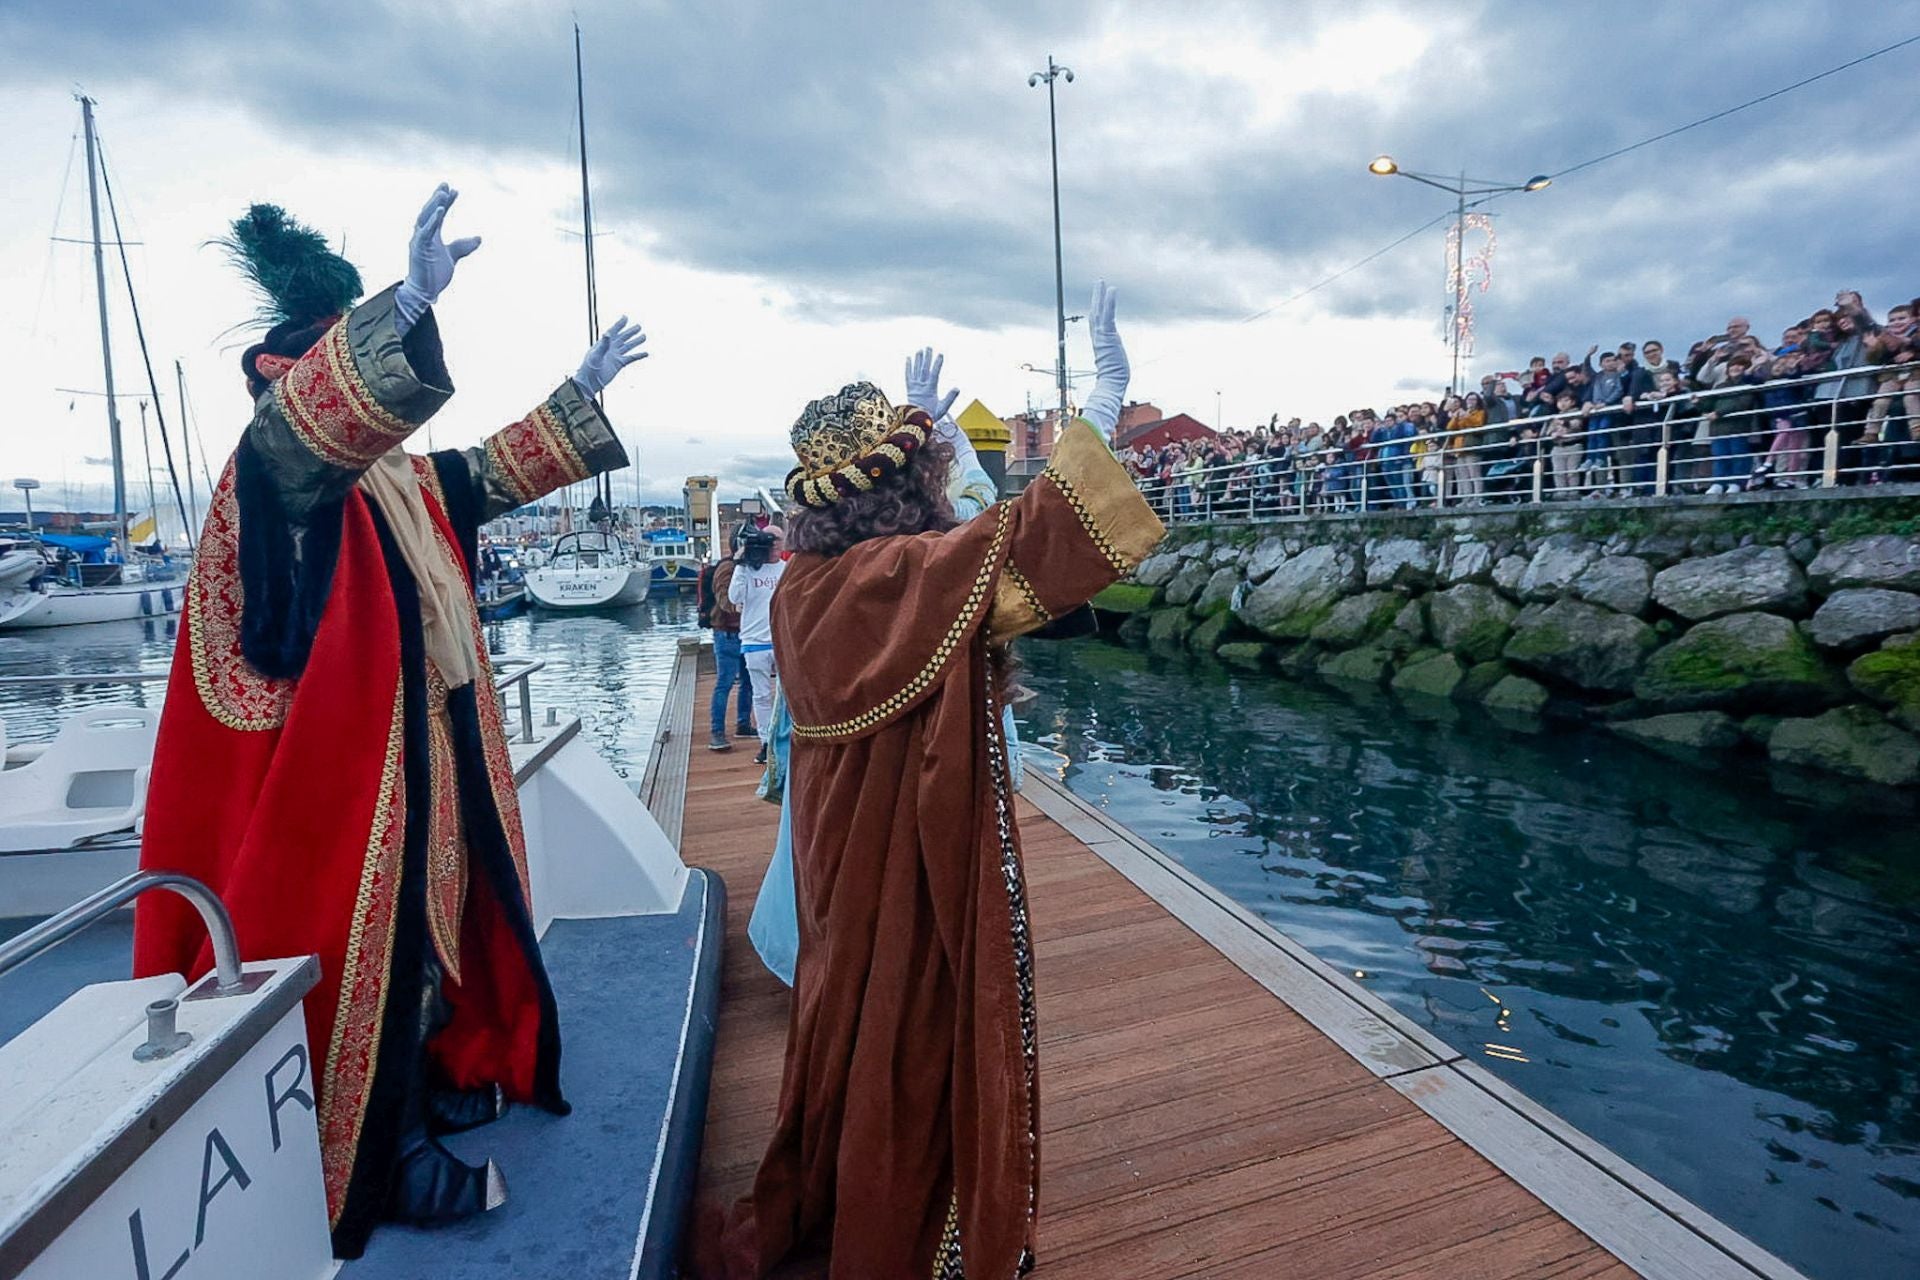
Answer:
[{"left": 7, "top": 0, "right": 1917, "bottom": 368}]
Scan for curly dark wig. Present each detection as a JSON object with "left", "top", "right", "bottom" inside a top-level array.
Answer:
[{"left": 786, "top": 437, "right": 957, "bottom": 557}]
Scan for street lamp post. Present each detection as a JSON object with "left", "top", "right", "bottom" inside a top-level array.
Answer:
[
  {"left": 1368, "top": 156, "right": 1550, "bottom": 396},
  {"left": 13, "top": 478, "right": 40, "bottom": 534},
  {"left": 1030, "top": 55, "right": 1075, "bottom": 431}
]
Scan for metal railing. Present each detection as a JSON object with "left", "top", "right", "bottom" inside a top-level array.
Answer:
[
  {"left": 1127, "top": 359, "right": 1920, "bottom": 524},
  {"left": 491, "top": 656, "right": 547, "bottom": 744},
  {"left": 0, "top": 871, "right": 244, "bottom": 994}
]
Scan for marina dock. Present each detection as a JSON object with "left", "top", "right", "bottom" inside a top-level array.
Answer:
[{"left": 660, "top": 642, "right": 1804, "bottom": 1279}]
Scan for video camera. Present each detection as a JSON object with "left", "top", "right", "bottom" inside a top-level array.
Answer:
[{"left": 739, "top": 526, "right": 777, "bottom": 567}]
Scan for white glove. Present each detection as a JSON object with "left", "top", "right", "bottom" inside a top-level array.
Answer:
[
  {"left": 394, "top": 184, "right": 481, "bottom": 335},
  {"left": 904, "top": 347, "right": 960, "bottom": 423},
  {"left": 573, "top": 316, "right": 649, "bottom": 399},
  {"left": 1081, "top": 280, "right": 1129, "bottom": 437}
]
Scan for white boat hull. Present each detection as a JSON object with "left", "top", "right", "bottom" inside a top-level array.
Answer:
[
  {"left": 0, "top": 581, "right": 183, "bottom": 630},
  {"left": 524, "top": 565, "right": 649, "bottom": 610}
]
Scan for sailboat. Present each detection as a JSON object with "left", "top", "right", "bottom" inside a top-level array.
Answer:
[
  {"left": 523, "top": 27, "right": 652, "bottom": 613},
  {"left": 0, "top": 97, "right": 187, "bottom": 631}
]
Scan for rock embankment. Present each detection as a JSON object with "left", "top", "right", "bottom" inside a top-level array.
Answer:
[{"left": 1104, "top": 526, "right": 1920, "bottom": 788}]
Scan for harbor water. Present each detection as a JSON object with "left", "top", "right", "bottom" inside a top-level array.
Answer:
[
  {"left": 5, "top": 608, "right": 1915, "bottom": 1279},
  {"left": 1012, "top": 637, "right": 1920, "bottom": 1280}
]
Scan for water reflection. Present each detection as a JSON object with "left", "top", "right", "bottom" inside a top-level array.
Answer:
[{"left": 1013, "top": 638, "right": 1920, "bottom": 1280}]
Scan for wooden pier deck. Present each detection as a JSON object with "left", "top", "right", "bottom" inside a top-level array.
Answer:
[{"left": 673, "top": 656, "right": 1789, "bottom": 1279}]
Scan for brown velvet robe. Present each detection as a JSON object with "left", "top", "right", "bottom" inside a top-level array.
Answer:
[{"left": 704, "top": 421, "right": 1163, "bottom": 1279}]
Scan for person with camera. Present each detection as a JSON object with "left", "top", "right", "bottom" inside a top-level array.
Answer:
[
  {"left": 726, "top": 524, "right": 785, "bottom": 764},
  {"left": 699, "top": 526, "right": 757, "bottom": 752}
]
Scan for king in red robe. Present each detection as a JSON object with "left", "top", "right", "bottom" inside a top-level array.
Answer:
[{"left": 133, "top": 192, "right": 646, "bottom": 1257}]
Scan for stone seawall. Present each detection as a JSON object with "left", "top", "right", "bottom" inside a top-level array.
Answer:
[{"left": 1103, "top": 496, "right": 1920, "bottom": 787}]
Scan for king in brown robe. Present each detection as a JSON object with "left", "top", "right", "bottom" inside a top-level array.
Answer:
[{"left": 702, "top": 376, "right": 1162, "bottom": 1278}]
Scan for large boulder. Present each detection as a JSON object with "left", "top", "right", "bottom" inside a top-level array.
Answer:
[
  {"left": 1366, "top": 538, "right": 1436, "bottom": 590},
  {"left": 1611, "top": 711, "right": 1743, "bottom": 761},
  {"left": 1573, "top": 556, "right": 1653, "bottom": 617},
  {"left": 1091, "top": 583, "right": 1156, "bottom": 616},
  {"left": 1808, "top": 588, "right": 1920, "bottom": 651},
  {"left": 1459, "top": 661, "right": 1510, "bottom": 702},
  {"left": 1162, "top": 560, "right": 1212, "bottom": 607},
  {"left": 1492, "top": 554, "right": 1529, "bottom": 597},
  {"left": 1392, "top": 651, "right": 1465, "bottom": 700},
  {"left": 1650, "top": 545, "right": 1808, "bottom": 621},
  {"left": 1133, "top": 549, "right": 1184, "bottom": 589},
  {"left": 1503, "top": 599, "right": 1657, "bottom": 693},
  {"left": 1193, "top": 566, "right": 1243, "bottom": 618},
  {"left": 1317, "top": 644, "right": 1394, "bottom": 685},
  {"left": 1145, "top": 608, "right": 1196, "bottom": 648},
  {"left": 1188, "top": 610, "right": 1235, "bottom": 653},
  {"left": 1442, "top": 540, "right": 1495, "bottom": 585},
  {"left": 1482, "top": 673, "right": 1550, "bottom": 715},
  {"left": 1237, "top": 545, "right": 1360, "bottom": 639},
  {"left": 1517, "top": 535, "right": 1599, "bottom": 601},
  {"left": 1634, "top": 611, "right": 1846, "bottom": 711},
  {"left": 1216, "top": 641, "right": 1270, "bottom": 670},
  {"left": 1767, "top": 706, "right": 1920, "bottom": 787},
  {"left": 1631, "top": 531, "right": 1693, "bottom": 567},
  {"left": 1247, "top": 536, "right": 1290, "bottom": 582},
  {"left": 1807, "top": 535, "right": 1920, "bottom": 594},
  {"left": 1210, "top": 542, "right": 1247, "bottom": 566},
  {"left": 1428, "top": 584, "right": 1518, "bottom": 664},
  {"left": 1310, "top": 591, "right": 1403, "bottom": 649},
  {"left": 1848, "top": 633, "right": 1920, "bottom": 732}
]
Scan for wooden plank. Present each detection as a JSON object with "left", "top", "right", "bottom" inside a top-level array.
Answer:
[
  {"left": 676, "top": 668, "right": 1682, "bottom": 1280},
  {"left": 639, "top": 637, "right": 701, "bottom": 847}
]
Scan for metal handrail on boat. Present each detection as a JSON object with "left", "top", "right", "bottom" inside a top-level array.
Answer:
[
  {"left": 491, "top": 656, "right": 547, "bottom": 744},
  {"left": 0, "top": 870, "right": 244, "bottom": 994}
]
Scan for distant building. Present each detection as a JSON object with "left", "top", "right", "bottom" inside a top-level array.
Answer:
[
  {"left": 1004, "top": 400, "right": 1163, "bottom": 465},
  {"left": 1116, "top": 412, "right": 1216, "bottom": 453}
]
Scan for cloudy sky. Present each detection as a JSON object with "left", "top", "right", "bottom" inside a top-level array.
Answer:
[{"left": 2, "top": 1, "right": 1915, "bottom": 518}]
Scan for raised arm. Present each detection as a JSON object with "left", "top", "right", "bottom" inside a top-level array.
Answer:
[
  {"left": 435, "top": 317, "right": 643, "bottom": 523},
  {"left": 904, "top": 346, "right": 997, "bottom": 519}
]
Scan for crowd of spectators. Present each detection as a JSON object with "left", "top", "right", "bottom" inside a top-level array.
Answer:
[{"left": 1122, "top": 288, "right": 1920, "bottom": 519}]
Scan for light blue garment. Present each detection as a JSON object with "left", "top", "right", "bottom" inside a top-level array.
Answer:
[{"left": 748, "top": 695, "right": 798, "bottom": 987}]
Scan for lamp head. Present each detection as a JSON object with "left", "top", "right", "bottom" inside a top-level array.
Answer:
[
  {"left": 1523, "top": 174, "right": 1552, "bottom": 192},
  {"left": 1368, "top": 155, "right": 1398, "bottom": 176},
  {"left": 1028, "top": 72, "right": 1043, "bottom": 86},
  {"left": 1061, "top": 66, "right": 1074, "bottom": 82}
]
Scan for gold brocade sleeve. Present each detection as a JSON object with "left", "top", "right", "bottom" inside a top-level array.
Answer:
[
  {"left": 986, "top": 419, "right": 1165, "bottom": 641},
  {"left": 469, "top": 379, "right": 630, "bottom": 518},
  {"left": 248, "top": 283, "right": 455, "bottom": 523}
]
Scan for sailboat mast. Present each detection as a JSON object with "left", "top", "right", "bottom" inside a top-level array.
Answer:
[
  {"left": 79, "top": 96, "right": 128, "bottom": 554},
  {"left": 175, "top": 359, "right": 200, "bottom": 535},
  {"left": 574, "top": 22, "right": 612, "bottom": 512}
]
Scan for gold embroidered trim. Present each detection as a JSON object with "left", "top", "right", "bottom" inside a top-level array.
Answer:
[
  {"left": 485, "top": 401, "right": 593, "bottom": 507},
  {"left": 411, "top": 453, "right": 448, "bottom": 513},
  {"left": 932, "top": 1193, "right": 963, "bottom": 1279},
  {"left": 186, "top": 464, "right": 296, "bottom": 732},
  {"left": 790, "top": 502, "right": 1010, "bottom": 740},
  {"left": 423, "top": 663, "right": 467, "bottom": 984},
  {"left": 319, "top": 675, "right": 407, "bottom": 1226},
  {"left": 275, "top": 317, "right": 414, "bottom": 470},
  {"left": 1037, "top": 465, "right": 1133, "bottom": 577},
  {"left": 1003, "top": 563, "right": 1050, "bottom": 626}
]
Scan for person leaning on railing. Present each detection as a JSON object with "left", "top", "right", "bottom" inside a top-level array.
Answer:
[{"left": 1859, "top": 300, "right": 1919, "bottom": 482}]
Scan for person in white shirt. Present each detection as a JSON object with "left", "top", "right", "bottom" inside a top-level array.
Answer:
[{"left": 727, "top": 525, "right": 786, "bottom": 761}]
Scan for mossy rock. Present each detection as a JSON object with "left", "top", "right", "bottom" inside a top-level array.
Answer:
[
  {"left": 1768, "top": 706, "right": 1920, "bottom": 787},
  {"left": 1504, "top": 599, "right": 1656, "bottom": 694},
  {"left": 1848, "top": 633, "right": 1920, "bottom": 732},
  {"left": 1317, "top": 644, "right": 1395, "bottom": 686},
  {"left": 1634, "top": 611, "right": 1847, "bottom": 712},
  {"left": 1309, "top": 591, "right": 1404, "bottom": 650},
  {"left": 1429, "top": 584, "right": 1518, "bottom": 664},
  {"left": 1741, "top": 713, "right": 1781, "bottom": 745},
  {"left": 1610, "top": 711, "right": 1743, "bottom": 763},
  {"left": 1116, "top": 612, "right": 1152, "bottom": 647},
  {"left": 1483, "top": 674, "right": 1550, "bottom": 715},
  {"left": 1458, "top": 661, "right": 1510, "bottom": 702},
  {"left": 1092, "top": 583, "right": 1157, "bottom": 616},
  {"left": 1392, "top": 651, "right": 1466, "bottom": 700},
  {"left": 1216, "top": 641, "right": 1270, "bottom": 670},
  {"left": 1191, "top": 567, "right": 1243, "bottom": 618},
  {"left": 1188, "top": 610, "right": 1236, "bottom": 653},
  {"left": 1275, "top": 643, "right": 1322, "bottom": 679},
  {"left": 1145, "top": 608, "right": 1196, "bottom": 649}
]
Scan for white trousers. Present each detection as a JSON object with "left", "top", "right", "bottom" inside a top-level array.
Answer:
[{"left": 743, "top": 647, "right": 778, "bottom": 741}]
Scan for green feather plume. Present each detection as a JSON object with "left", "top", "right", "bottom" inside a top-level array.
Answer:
[{"left": 219, "top": 204, "right": 363, "bottom": 327}]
